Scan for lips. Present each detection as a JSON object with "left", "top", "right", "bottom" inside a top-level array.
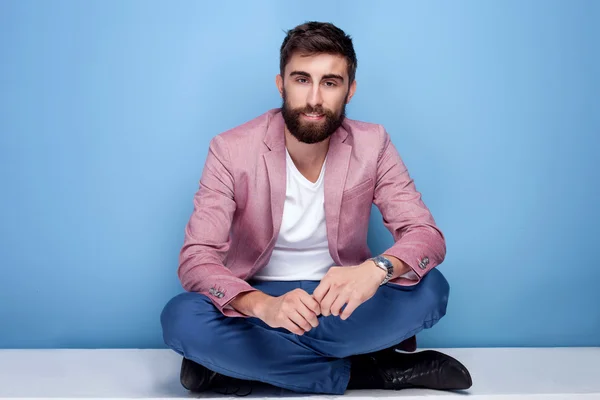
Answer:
[{"left": 302, "top": 113, "right": 324, "bottom": 120}]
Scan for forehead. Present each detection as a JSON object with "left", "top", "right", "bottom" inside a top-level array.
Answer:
[{"left": 285, "top": 52, "right": 348, "bottom": 80}]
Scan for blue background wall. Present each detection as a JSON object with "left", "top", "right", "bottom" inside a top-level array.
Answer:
[{"left": 1, "top": 0, "right": 598, "bottom": 349}]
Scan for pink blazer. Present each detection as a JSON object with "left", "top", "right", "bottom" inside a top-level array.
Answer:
[{"left": 179, "top": 108, "right": 446, "bottom": 317}]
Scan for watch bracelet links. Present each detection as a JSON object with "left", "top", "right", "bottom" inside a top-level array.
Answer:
[{"left": 369, "top": 255, "right": 394, "bottom": 286}]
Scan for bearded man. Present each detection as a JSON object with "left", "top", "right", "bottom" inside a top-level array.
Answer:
[{"left": 161, "top": 21, "right": 472, "bottom": 396}]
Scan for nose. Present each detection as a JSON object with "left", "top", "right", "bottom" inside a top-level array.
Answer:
[{"left": 306, "top": 84, "right": 323, "bottom": 109}]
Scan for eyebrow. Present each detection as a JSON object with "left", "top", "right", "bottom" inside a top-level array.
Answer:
[{"left": 289, "top": 70, "right": 345, "bottom": 83}]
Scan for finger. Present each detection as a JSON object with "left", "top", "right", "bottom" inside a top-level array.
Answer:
[
  {"left": 340, "top": 297, "right": 361, "bottom": 321},
  {"left": 330, "top": 291, "right": 350, "bottom": 317},
  {"left": 284, "top": 318, "right": 305, "bottom": 335},
  {"left": 312, "top": 281, "right": 330, "bottom": 304},
  {"left": 296, "top": 300, "right": 320, "bottom": 328},
  {"left": 320, "top": 290, "right": 339, "bottom": 317},
  {"left": 289, "top": 310, "right": 313, "bottom": 333},
  {"left": 299, "top": 292, "right": 321, "bottom": 317}
]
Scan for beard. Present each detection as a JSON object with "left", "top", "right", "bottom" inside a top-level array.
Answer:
[{"left": 281, "top": 89, "right": 347, "bottom": 144}]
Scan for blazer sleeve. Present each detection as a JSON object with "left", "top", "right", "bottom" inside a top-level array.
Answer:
[
  {"left": 372, "top": 127, "right": 447, "bottom": 285},
  {"left": 178, "top": 135, "right": 258, "bottom": 317}
]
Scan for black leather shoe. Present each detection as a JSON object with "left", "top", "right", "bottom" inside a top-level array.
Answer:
[
  {"left": 355, "top": 350, "right": 472, "bottom": 391},
  {"left": 180, "top": 357, "right": 253, "bottom": 396},
  {"left": 180, "top": 357, "right": 217, "bottom": 392}
]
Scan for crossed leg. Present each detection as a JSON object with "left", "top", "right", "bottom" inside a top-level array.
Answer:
[{"left": 160, "top": 269, "right": 449, "bottom": 394}]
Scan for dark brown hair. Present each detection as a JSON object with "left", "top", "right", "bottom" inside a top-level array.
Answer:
[{"left": 280, "top": 21, "right": 358, "bottom": 85}]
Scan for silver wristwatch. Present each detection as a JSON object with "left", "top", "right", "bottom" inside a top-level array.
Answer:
[{"left": 369, "top": 255, "right": 394, "bottom": 286}]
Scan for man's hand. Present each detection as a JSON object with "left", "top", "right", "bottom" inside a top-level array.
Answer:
[
  {"left": 312, "top": 263, "right": 385, "bottom": 320},
  {"left": 255, "top": 288, "right": 321, "bottom": 336}
]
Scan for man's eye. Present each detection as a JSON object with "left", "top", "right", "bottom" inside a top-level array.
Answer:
[
  {"left": 297, "top": 78, "right": 308, "bottom": 83},
  {"left": 324, "top": 81, "right": 337, "bottom": 87}
]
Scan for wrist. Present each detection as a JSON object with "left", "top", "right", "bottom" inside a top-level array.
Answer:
[
  {"left": 229, "top": 290, "right": 271, "bottom": 318},
  {"left": 382, "top": 254, "right": 412, "bottom": 278},
  {"left": 363, "top": 260, "right": 388, "bottom": 283}
]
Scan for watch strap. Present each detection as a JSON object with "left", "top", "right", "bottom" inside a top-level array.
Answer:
[{"left": 369, "top": 255, "right": 394, "bottom": 286}]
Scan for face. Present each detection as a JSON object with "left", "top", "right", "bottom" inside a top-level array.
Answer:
[{"left": 276, "top": 53, "right": 356, "bottom": 144}]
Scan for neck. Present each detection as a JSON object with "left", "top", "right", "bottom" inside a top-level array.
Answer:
[{"left": 284, "top": 127, "right": 330, "bottom": 169}]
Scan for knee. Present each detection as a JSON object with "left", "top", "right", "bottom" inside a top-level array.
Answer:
[
  {"left": 419, "top": 269, "right": 450, "bottom": 322},
  {"left": 160, "top": 292, "right": 212, "bottom": 349}
]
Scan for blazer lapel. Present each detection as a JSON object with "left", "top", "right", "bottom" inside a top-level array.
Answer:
[
  {"left": 261, "top": 110, "right": 351, "bottom": 267},
  {"left": 324, "top": 126, "right": 351, "bottom": 266},
  {"left": 262, "top": 112, "right": 287, "bottom": 251}
]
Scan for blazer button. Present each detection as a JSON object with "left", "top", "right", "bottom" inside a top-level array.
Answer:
[{"left": 217, "top": 293, "right": 224, "bottom": 298}]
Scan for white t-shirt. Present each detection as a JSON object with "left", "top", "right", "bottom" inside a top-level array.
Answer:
[
  {"left": 252, "top": 148, "right": 334, "bottom": 281},
  {"left": 252, "top": 147, "right": 418, "bottom": 282}
]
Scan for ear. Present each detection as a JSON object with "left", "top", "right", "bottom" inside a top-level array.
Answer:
[
  {"left": 275, "top": 74, "right": 284, "bottom": 98},
  {"left": 345, "top": 80, "right": 357, "bottom": 104}
]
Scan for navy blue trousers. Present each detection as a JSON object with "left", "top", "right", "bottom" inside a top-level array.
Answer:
[{"left": 160, "top": 268, "right": 449, "bottom": 395}]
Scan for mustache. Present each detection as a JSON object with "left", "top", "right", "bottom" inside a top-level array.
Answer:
[{"left": 296, "top": 105, "right": 334, "bottom": 116}]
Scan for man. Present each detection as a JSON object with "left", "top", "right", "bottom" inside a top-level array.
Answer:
[{"left": 161, "top": 21, "right": 472, "bottom": 395}]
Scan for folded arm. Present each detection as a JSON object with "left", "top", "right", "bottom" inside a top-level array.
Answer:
[
  {"left": 372, "top": 127, "right": 447, "bottom": 285},
  {"left": 178, "top": 135, "right": 258, "bottom": 317}
]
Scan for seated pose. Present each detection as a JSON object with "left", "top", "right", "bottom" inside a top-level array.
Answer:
[{"left": 161, "top": 21, "right": 472, "bottom": 396}]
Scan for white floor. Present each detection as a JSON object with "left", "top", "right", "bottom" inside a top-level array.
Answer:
[{"left": 0, "top": 348, "right": 599, "bottom": 399}]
